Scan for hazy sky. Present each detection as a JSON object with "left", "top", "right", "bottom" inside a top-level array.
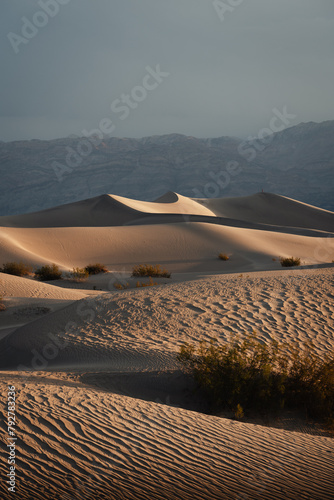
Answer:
[{"left": 1, "top": 0, "right": 334, "bottom": 141}]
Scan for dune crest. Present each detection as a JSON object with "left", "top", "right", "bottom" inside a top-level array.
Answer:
[{"left": 0, "top": 192, "right": 333, "bottom": 272}]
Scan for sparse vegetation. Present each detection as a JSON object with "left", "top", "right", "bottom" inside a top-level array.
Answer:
[
  {"left": 279, "top": 256, "right": 301, "bottom": 267},
  {"left": 84, "top": 263, "right": 108, "bottom": 275},
  {"left": 70, "top": 267, "right": 89, "bottom": 281},
  {"left": 0, "top": 262, "right": 32, "bottom": 277},
  {"left": 132, "top": 264, "right": 171, "bottom": 278},
  {"left": 34, "top": 264, "right": 62, "bottom": 281},
  {"left": 136, "top": 277, "right": 159, "bottom": 287},
  {"left": 178, "top": 334, "right": 334, "bottom": 429},
  {"left": 218, "top": 253, "right": 229, "bottom": 261},
  {"left": 113, "top": 282, "right": 130, "bottom": 290}
]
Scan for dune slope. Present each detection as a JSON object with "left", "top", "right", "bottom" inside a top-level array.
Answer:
[{"left": 0, "top": 377, "right": 333, "bottom": 500}]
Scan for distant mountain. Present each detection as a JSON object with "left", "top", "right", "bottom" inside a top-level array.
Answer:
[{"left": 0, "top": 121, "right": 333, "bottom": 216}]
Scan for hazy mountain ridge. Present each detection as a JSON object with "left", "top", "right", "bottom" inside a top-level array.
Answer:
[{"left": 1, "top": 121, "right": 333, "bottom": 216}]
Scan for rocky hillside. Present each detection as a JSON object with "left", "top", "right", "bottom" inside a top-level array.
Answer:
[{"left": 0, "top": 120, "right": 333, "bottom": 215}]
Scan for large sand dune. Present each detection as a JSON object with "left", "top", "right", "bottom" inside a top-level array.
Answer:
[
  {"left": 0, "top": 192, "right": 333, "bottom": 272},
  {"left": 0, "top": 192, "right": 334, "bottom": 499}
]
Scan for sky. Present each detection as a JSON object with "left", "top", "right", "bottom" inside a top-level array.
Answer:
[{"left": 1, "top": 0, "right": 334, "bottom": 142}]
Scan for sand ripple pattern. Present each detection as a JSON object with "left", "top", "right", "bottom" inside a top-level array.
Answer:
[
  {"left": 1, "top": 381, "right": 334, "bottom": 500},
  {"left": 2, "top": 267, "right": 333, "bottom": 372},
  {"left": 66, "top": 267, "right": 334, "bottom": 361}
]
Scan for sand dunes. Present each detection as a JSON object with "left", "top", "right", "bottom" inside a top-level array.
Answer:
[
  {"left": 0, "top": 192, "right": 334, "bottom": 499},
  {"left": 0, "top": 376, "right": 334, "bottom": 500},
  {"left": 0, "top": 192, "right": 333, "bottom": 272}
]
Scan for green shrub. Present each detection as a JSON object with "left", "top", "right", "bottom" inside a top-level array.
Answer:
[
  {"left": 178, "top": 334, "right": 334, "bottom": 428},
  {"left": 70, "top": 267, "right": 89, "bottom": 281},
  {"left": 132, "top": 264, "right": 171, "bottom": 278},
  {"left": 84, "top": 263, "right": 108, "bottom": 275},
  {"left": 279, "top": 256, "right": 301, "bottom": 267},
  {"left": 35, "top": 264, "right": 62, "bottom": 281},
  {"left": 218, "top": 253, "right": 229, "bottom": 261},
  {"left": 0, "top": 262, "right": 32, "bottom": 277}
]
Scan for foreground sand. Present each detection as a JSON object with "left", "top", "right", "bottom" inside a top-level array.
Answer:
[
  {"left": 0, "top": 192, "right": 334, "bottom": 499},
  {"left": 0, "top": 373, "right": 333, "bottom": 500}
]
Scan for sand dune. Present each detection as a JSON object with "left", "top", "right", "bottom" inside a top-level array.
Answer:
[
  {"left": 1, "top": 191, "right": 333, "bottom": 232},
  {"left": 1, "top": 192, "right": 334, "bottom": 499},
  {"left": 0, "top": 191, "right": 333, "bottom": 274},
  {"left": 201, "top": 192, "right": 334, "bottom": 233},
  {"left": 0, "top": 272, "right": 85, "bottom": 300},
  {"left": 0, "top": 376, "right": 333, "bottom": 500},
  {"left": 0, "top": 222, "right": 333, "bottom": 273},
  {"left": 0, "top": 267, "right": 334, "bottom": 498},
  {"left": 0, "top": 191, "right": 215, "bottom": 228},
  {"left": 1, "top": 267, "right": 333, "bottom": 371}
]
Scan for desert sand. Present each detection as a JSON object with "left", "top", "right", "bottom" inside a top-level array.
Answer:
[{"left": 0, "top": 192, "right": 334, "bottom": 499}]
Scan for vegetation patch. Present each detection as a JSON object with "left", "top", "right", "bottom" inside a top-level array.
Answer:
[
  {"left": 84, "top": 263, "right": 108, "bottom": 275},
  {"left": 279, "top": 256, "right": 301, "bottom": 267},
  {"left": 132, "top": 264, "right": 171, "bottom": 278},
  {"left": 136, "top": 277, "right": 159, "bottom": 287},
  {"left": 0, "top": 262, "right": 32, "bottom": 277},
  {"left": 113, "top": 282, "right": 130, "bottom": 290},
  {"left": 70, "top": 267, "right": 89, "bottom": 281},
  {"left": 35, "top": 264, "right": 62, "bottom": 281},
  {"left": 178, "top": 334, "right": 334, "bottom": 429}
]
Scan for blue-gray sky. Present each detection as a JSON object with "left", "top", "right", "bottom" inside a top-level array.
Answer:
[{"left": 1, "top": 0, "right": 334, "bottom": 141}]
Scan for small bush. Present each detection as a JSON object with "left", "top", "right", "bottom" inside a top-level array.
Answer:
[
  {"left": 132, "top": 264, "right": 171, "bottom": 278},
  {"left": 113, "top": 282, "right": 129, "bottom": 290},
  {"left": 234, "top": 404, "right": 244, "bottom": 420},
  {"left": 0, "top": 262, "right": 32, "bottom": 277},
  {"left": 70, "top": 267, "right": 89, "bottom": 281},
  {"left": 35, "top": 264, "right": 62, "bottom": 281},
  {"left": 218, "top": 253, "right": 229, "bottom": 261},
  {"left": 279, "top": 256, "right": 301, "bottom": 267},
  {"left": 178, "top": 334, "right": 334, "bottom": 428},
  {"left": 136, "top": 277, "right": 158, "bottom": 288},
  {"left": 84, "top": 263, "right": 108, "bottom": 275}
]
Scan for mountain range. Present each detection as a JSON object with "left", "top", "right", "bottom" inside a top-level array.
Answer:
[{"left": 0, "top": 120, "right": 333, "bottom": 216}]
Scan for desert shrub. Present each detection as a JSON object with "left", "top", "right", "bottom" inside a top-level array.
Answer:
[
  {"left": 178, "top": 334, "right": 334, "bottom": 427},
  {"left": 113, "top": 282, "right": 129, "bottom": 290},
  {"left": 279, "top": 256, "right": 301, "bottom": 267},
  {"left": 136, "top": 277, "right": 158, "bottom": 287},
  {"left": 132, "top": 264, "right": 171, "bottom": 278},
  {"left": 34, "top": 264, "right": 62, "bottom": 281},
  {"left": 0, "top": 262, "right": 32, "bottom": 277},
  {"left": 84, "top": 263, "right": 108, "bottom": 275},
  {"left": 178, "top": 334, "right": 287, "bottom": 415},
  {"left": 287, "top": 343, "right": 334, "bottom": 425},
  {"left": 70, "top": 267, "right": 89, "bottom": 281},
  {"left": 218, "top": 253, "right": 229, "bottom": 261}
]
